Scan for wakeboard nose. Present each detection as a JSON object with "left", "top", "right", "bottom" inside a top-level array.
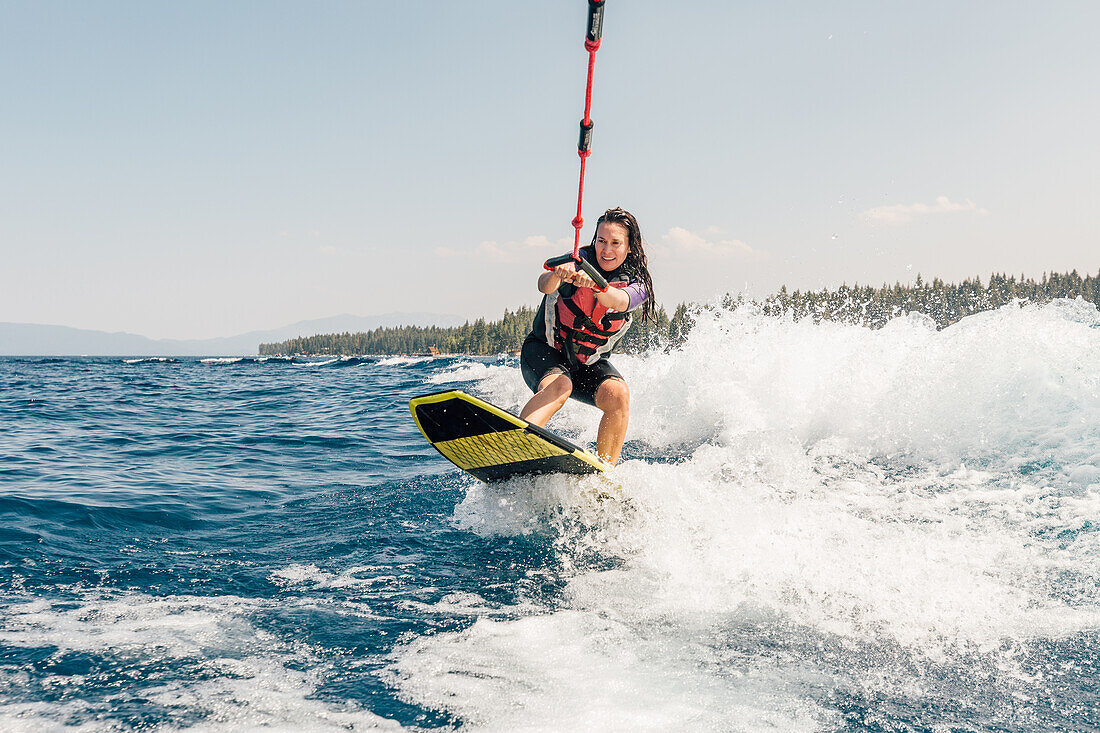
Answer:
[{"left": 409, "top": 390, "right": 610, "bottom": 482}]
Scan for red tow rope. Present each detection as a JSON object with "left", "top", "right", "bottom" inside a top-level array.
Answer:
[
  {"left": 544, "top": 1, "right": 610, "bottom": 292},
  {"left": 572, "top": 0, "right": 605, "bottom": 257}
]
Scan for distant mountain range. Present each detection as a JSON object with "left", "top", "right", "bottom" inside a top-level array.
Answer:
[{"left": 0, "top": 312, "right": 466, "bottom": 356}]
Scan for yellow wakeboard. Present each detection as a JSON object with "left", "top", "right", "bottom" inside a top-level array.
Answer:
[{"left": 409, "top": 390, "right": 611, "bottom": 483}]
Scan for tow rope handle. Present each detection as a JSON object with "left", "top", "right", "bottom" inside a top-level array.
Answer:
[
  {"left": 544, "top": 252, "right": 610, "bottom": 292},
  {"left": 543, "top": 0, "right": 609, "bottom": 293}
]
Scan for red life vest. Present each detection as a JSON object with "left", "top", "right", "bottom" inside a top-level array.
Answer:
[{"left": 552, "top": 281, "right": 631, "bottom": 365}]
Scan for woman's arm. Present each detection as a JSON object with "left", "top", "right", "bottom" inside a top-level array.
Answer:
[
  {"left": 538, "top": 264, "right": 576, "bottom": 295},
  {"left": 593, "top": 285, "right": 630, "bottom": 312}
]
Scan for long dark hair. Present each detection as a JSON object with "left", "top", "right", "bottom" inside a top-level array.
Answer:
[{"left": 591, "top": 207, "right": 657, "bottom": 323}]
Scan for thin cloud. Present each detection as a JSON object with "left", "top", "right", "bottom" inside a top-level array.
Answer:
[
  {"left": 657, "top": 227, "right": 761, "bottom": 258},
  {"left": 435, "top": 235, "right": 570, "bottom": 263},
  {"left": 862, "top": 196, "right": 990, "bottom": 224}
]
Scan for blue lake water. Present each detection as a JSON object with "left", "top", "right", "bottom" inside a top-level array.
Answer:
[{"left": 2, "top": 301, "right": 1099, "bottom": 731}]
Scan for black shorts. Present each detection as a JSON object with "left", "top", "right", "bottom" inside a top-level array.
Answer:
[{"left": 520, "top": 336, "right": 624, "bottom": 407}]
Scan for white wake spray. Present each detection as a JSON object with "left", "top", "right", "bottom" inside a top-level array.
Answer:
[{"left": 394, "top": 299, "right": 1100, "bottom": 731}]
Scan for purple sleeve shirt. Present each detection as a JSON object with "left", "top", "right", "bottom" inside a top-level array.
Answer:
[{"left": 622, "top": 281, "right": 649, "bottom": 312}]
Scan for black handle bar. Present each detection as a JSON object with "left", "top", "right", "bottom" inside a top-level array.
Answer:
[{"left": 543, "top": 253, "right": 609, "bottom": 291}]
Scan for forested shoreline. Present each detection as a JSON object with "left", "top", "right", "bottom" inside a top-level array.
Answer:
[{"left": 259, "top": 269, "right": 1100, "bottom": 356}]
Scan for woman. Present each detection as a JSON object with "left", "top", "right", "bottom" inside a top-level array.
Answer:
[{"left": 519, "top": 207, "right": 656, "bottom": 465}]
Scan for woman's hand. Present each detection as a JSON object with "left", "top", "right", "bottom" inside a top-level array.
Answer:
[
  {"left": 552, "top": 264, "right": 580, "bottom": 284},
  {"left": 562, "top": 268, "right": 598, "bottom": 290},
  {"left": 543, "top": 263, "right": 596, "bottom": 291},
  {"left": 554, "top": 264, "right": 606, "bottom": 294},
  {"left": 539, "top": 263, "right": 580, "bottom": 294}
]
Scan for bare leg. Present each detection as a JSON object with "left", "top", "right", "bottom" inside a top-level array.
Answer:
[
  {"left": 520, "top": 373, "right": 573, "bottom": 428},
  {"left": 594, "top": 377, "right": 630, "bottom": 465}
]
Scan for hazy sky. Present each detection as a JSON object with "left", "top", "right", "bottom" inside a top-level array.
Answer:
[{"left": 2, "top": 1, "right": 1098, "bottom": 339}]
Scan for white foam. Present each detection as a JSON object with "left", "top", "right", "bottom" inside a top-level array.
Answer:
[
  {"left": 268, "top": 564, "right": 410, "bottom": 595},
  {"left": 377, "top": 356, "right": 429, "bottom": 367},
  {"left": 393, "top": 299, "right": 1100, "bottom": 728},
  {"left": 390, "top": 609, "right": 831, "bottom": 732},
  {"left": 143, "top": 659, "right": 404, "bottom": 732},
  {"left": 0, "top": 698, "right": 101, "bottom": 733},
  {"left": 0, "top": 591, "right": 405, "bottom": 731},
  {"left": 292, "top": 357, "right": 340, "bottom": 367},
  {"left": 200, "top": 357, "right": 244, "bottom": 364},
  {"left": 426, "top": 360, "right": 515, "bottom": 386},
  {"left": 401, "top": 591, "right": 540, "bottom": 619}
]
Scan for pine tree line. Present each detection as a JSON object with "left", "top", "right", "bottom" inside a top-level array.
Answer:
[
  {"left": 755, "top": 269, "right": 1100, "bottom": 330},
  {"left": 259, "top": 269, "right": 1100, "bottom": 356},
  {"left": 262, "top": 307, "right": 539, "bottom": 357}
]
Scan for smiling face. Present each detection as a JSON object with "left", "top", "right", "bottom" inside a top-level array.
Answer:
[{"left": 593, "top": 221, "right": 630, "bottom": 272}]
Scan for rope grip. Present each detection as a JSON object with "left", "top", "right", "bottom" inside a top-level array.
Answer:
[
  {"left": 578, "top": 119, "right": 594, "bottom": 156},
  {"left": 585, "top": 0, "right": 605, "bottom": 52}
]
